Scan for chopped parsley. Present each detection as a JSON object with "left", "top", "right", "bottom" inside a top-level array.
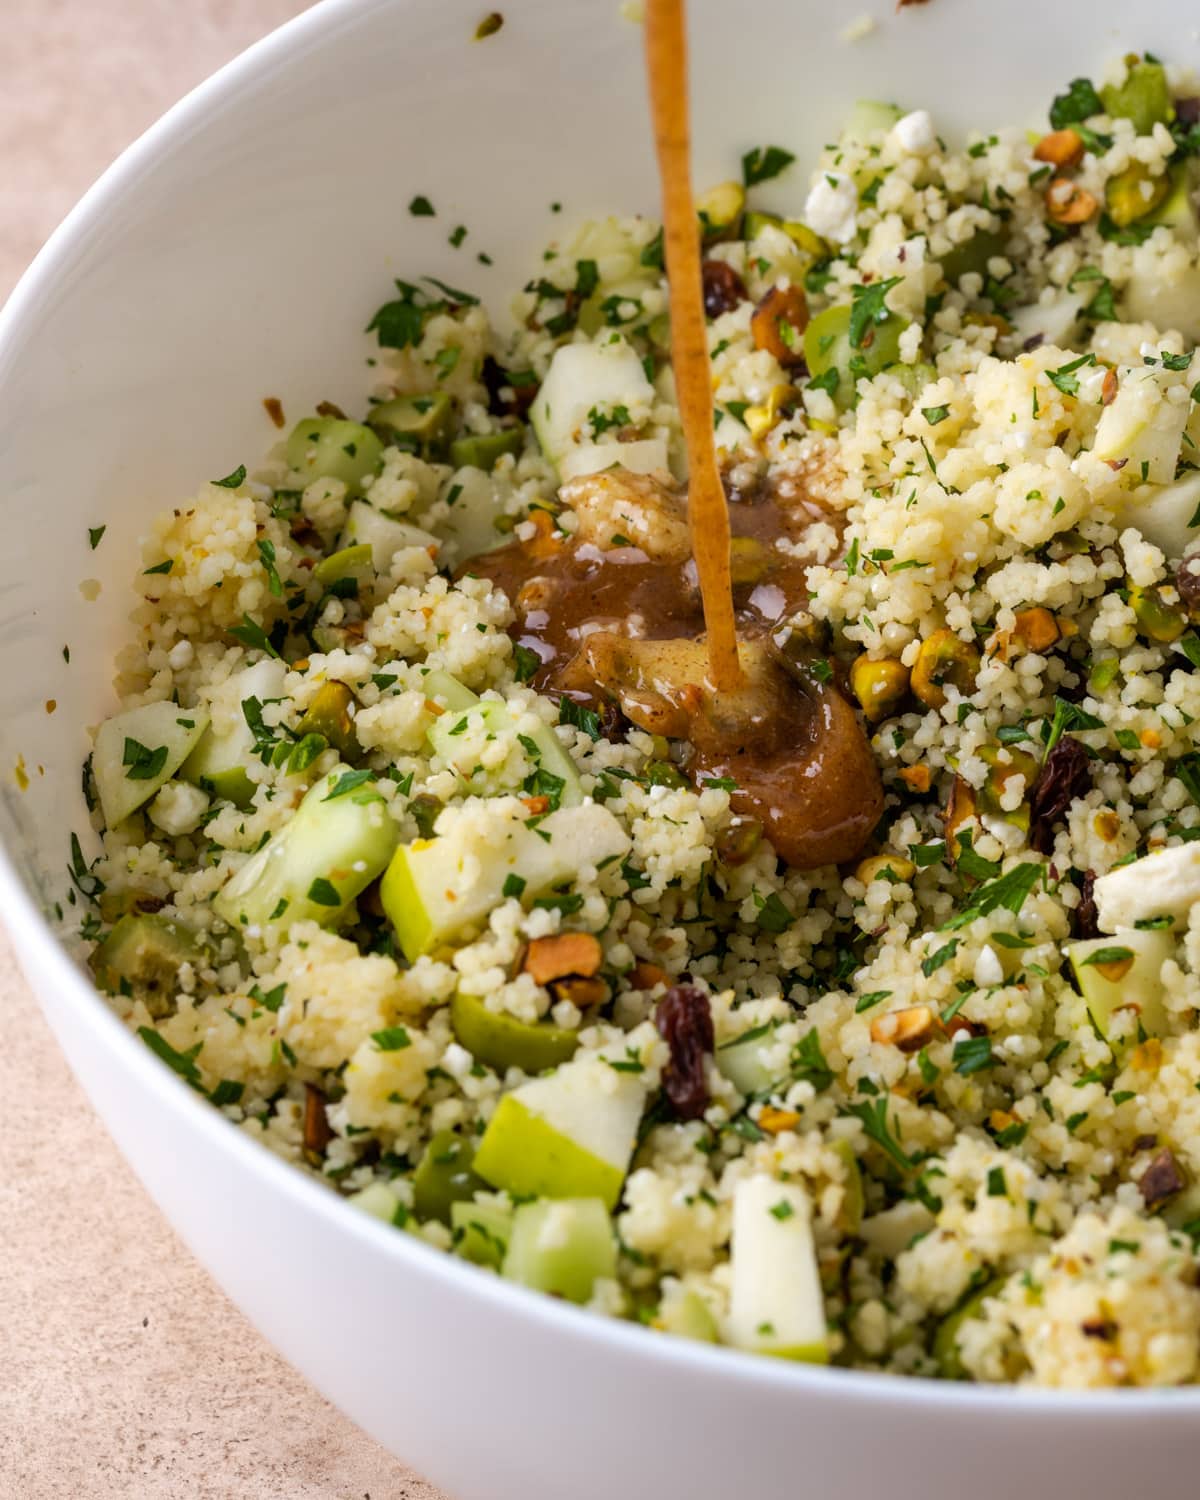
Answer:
[{"left": 741, "top": 145, "right": 796, "bottom": 186}]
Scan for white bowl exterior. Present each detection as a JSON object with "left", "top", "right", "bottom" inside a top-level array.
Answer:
[{"left": 3, "top": 1, "right": 1200, "bottom": 1494}]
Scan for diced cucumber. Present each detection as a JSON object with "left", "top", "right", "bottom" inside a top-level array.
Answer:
[
  {"left": 93, "top": 700, "right": 211, "bottom": 829},
  {"left": 213, "top": 766, "right": 399, "bottom": 934},
  {"left": 803, "top": 301, "right": 907, "bottom": 409},
  {"left": 449, "top": 426, "right": 525, "bottom": 471},
  {"left": 940, "top": 228, "right": 1006, "bottom": 286},
  {"left": 182, "top": 658, "right": 287, "bottom": 808},
  {"left": 424, "top": 673, "right": 582, "bottom": 807},
  {"left": 450, "top": 991, "right": 580, "bottom": 1074},
  {"left": 451, "top": 1198, "right": 513, "bottom": 1269},
  {"left": 1092, "top": 364, "right": 1191, "bottom": 484},
  {"left": 341, "top": 499, "right": 439, "bottom": 573},
  {"left": 438, "top": 466, "right": 509, "bottom": 569},
  {"left": 89, "top": 913, "right": 202, "bottom": 1017},
  {"left": 473, "top": 1052, "right": 646, "bottom": 1210},
  {"left": 347, "top": 1181, "right": 406, "bottom": 1226},
  {"left": 1123, "top": 261, "right": 1200, "bottom": 345},
  {"left": 1067, "top": 927, "right": 1172, "bottom": 1040},
  {"left": 557, "top": 437, "right": 670, "bottom": 482},
  {"left": 367, "top": 391, "right": 456, "bottom": 459},
  {"left": 418, "top": 668, "right": 483, "bottom": 714},
  {"left": 501, "top": 1198, "right": 617, "bottom": 1304},
  {"left": 412, "top": 1129, "right": 486, "bottom": 1224},
  {"left": 381, "top": 802, "right": 628, "bottom": 961},
  {"left": 1114, "top": 471, "right": 1200, "bottom": 559},
  {"left": 841, "top": 99, "right": 903, "bottom": 145},
  {"left": 529, "top": 339, "right": 655, "bottom": 476},
  {"left": 286, "top": 416, "right": 384, "bottom": 495},
  {"left": 727, "top": 1175, "right": 828, "bottom": 1363},
  {"left": 716, "top": 1021, "right": 784, "bottom": 1095},
  {"left": 1009, "top": 292, "right": 1086, "bottom": 350}
]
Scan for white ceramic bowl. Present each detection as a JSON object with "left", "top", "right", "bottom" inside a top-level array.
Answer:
[{"left": 3, "top": 2, "right": 1199, "bottom": 1495}]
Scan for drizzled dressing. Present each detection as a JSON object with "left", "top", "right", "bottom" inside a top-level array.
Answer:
[{"left": 467, "top": 0, "right": 885, "bottom": 869}]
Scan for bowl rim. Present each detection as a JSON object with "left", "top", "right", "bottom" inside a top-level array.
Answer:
[{"left": 3, "top": 0, "right": 1200, "bottom": 1417}]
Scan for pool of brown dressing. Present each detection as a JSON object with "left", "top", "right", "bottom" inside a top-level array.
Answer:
[{"left": 465, "top": 467, "right": 883, "bottom": 869}]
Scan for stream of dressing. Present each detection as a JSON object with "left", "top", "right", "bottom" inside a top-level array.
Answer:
[{"left": 643, "top": 0, "right": 743, "bottom": 693}]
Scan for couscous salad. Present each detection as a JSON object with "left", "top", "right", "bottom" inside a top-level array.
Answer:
[{"left": 72, "top": 53, "right": 1200, "bottom": 1387}]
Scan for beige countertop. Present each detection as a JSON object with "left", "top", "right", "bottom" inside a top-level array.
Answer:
[{"left": 0, "top": 4, "right": 444, "bottom": 1494}]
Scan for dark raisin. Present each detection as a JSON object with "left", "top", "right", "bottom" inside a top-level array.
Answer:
[
  {"left": 1073, "top": 869, "right": 1099, "bottom": 940},
  {"left": 1028, "top": 736, "right": 1092, "bottom": 854},
  {"left": 702, "top": 260, "right": 748, "bottom": 319},
  {"left": 1138, "top": 1147, "right": 1186, "bottom": 1207},
  {"left": 655, "top": 984, "right": 714, "bottom": 1121},
  {"left": 1080, "top": 1318, "right": 1118, "bottom": 1341},
  {"left": 482, "top": 355, "right": 536, "bottom": 417},
  {"left": 1176, "top": 550, "right": 1200, "bottom": 623},
  {"left": 1176, "top": 97, "right": 1200, "bottom": 126},
  {"left": 597, "top": 700, "right": 632, "bottom": 743}
]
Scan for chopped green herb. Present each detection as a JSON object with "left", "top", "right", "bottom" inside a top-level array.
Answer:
[{"left": 741, "top": 145, "right": 796, "bottom": 186}]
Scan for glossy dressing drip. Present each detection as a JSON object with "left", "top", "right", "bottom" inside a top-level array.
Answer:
[{"left": 643, "top": 0, "right": 742, "bottom": 693}]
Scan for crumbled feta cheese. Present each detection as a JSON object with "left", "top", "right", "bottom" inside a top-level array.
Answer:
[
  {"left": 890, "top": 110, "right": 937, "bottom": 157},
  {"left": 804, "top": 173, "right": 858, "bottom": 244}
]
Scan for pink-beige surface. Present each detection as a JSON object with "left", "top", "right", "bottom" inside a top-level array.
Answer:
[{"left": 0, "top": 3, "right": 444, "bottom": 1494}]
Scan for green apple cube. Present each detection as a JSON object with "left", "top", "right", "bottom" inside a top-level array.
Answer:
[
  {"left": 93, "top": 699, "right": 211, "bottom": 829},
  {"left": 451, "top": 1198, "right": 513, "bottom": 1270},
  {"left": 1067, "top": 928, "right": 1172, "bottom": 1040},
  {"left": 657, "top": 1288, "right": 719, "bottom": 1343},
  {"left": 716, "top": 1021, "right": 784, "bottom": 1096},
  {"left": 450, "top": 991, "right": 580, "bottom": 1074},
  {"left": 473, "top": 1053, "right": 647, "bottom": 1210},
  {"left": 424, "top": 671, "right": 581, "bottom": 806},
  {"left": 1092, "top": 843, "right": 1200, "bottom": 933},
  {"left": 1116, "top": 471, "right": 1200, "bottom": 561},
  {"left": 381, "top": 802, "right": 628, "bottom": 961},
  {"left": 182, "top": 657, "right": 287, "bottom": 808},
  {"left": 1092, "top": 365, "right": 1190, "bottom": 486},
  {"left": 728, "top": 1175, "right": 829, "bottom": 1364},
  {"left": 529, "top": 339, "right": 654, "bottom": 476},
  {"left": 501, "top": 1198, "right": 616, "bottom": 1304},
  {"left": 557, "top": 437, "right": 670, "bottom": 483},
  {"left": 347, "top": 1181, "right": 406, "bottom": 1227},
  {"left": 341, "top": 499, "right": 438, "bottom": 574},
  {"left": 213, "top": 767, "right": 398, "bottom": 935}
]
